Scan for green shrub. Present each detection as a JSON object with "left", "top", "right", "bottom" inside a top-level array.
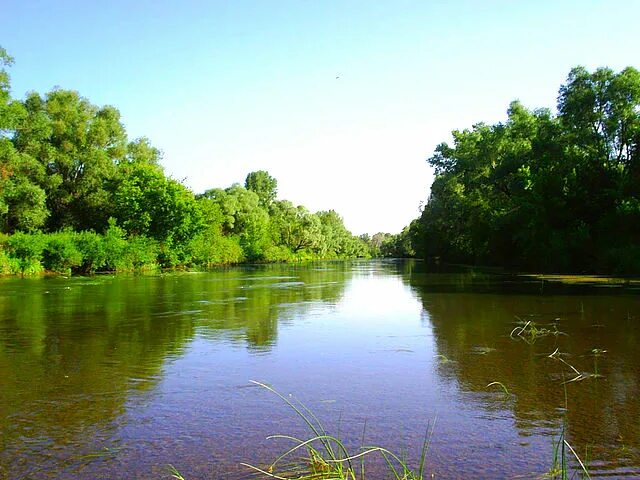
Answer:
[
  {"left": 188, "top": 232, "right": 244, "bottom": 267},
  {"left": 103, "top": 219, "right": 128, "bottom": 271},
  {"left": 42, "top": 231, "right": 82, "bottom": 274},
  {"left": 101, "top": 219, "right": 159, "bottom": 272},
  {"left": 74, "top": 231, "right": 107, "bottom": 273},
  {"left": 7, "top": 232, "right": 44, "bottom": 275},
  {"left": 263, "top": 245, "right": 295, "bottom": 263},
  {"left": 602, "top": 245, "right": 640, "bottom": 274},
  {"left": 0, "top": 248, "right": 11, "bottom": 275},
  {"left": 122, "top": 235, "right": 159, "bottom": 272},
  {"left": 157, "top": 238, "right": 193, "bottom": 269}
]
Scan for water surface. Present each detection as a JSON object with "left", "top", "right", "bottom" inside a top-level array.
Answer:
[{"left": 0, "top": 261, "right": 639, "bottom": 478}]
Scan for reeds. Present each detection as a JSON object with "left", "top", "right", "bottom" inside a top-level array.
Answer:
[
  {"left": 510, "top": 318, "right": 567, "bottom": 344},
  {"left": 241, "top": 381, "right": 434, "bottom": 480}
]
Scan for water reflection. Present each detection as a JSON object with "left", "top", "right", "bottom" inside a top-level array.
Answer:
[
  {"left": 405, "top": 263, "right": 640, "bottom": 477},
  {"left": 0, "top": 263, "right": 351, "bottom": 479},
  {"left": 1, "top": 261, "right": 639, "bottom": 479}
]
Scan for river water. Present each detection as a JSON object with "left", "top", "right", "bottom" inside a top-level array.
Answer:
[{"left": 0, "top": 260, "right": 638, "bottom": 479}]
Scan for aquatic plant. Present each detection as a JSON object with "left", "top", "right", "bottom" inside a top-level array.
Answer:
[
  {"left": 486, "top": 381, "right": 510, "bottom": 397},
  {"left": 506, "top": 321, "right": 593, "bottom": 478},
  {"left": 546, "top": 374, "right": 591, "bottom": 480},
  {"left": 546, "top": 425, "right": 591, "bottom": 480},
  {"left": 168, "top": 465, "right": 186, "bottom": 480},
  {"left": 547, "top": 349, "right": 603, "bottom": 384},
  {"left": 241, "top": 381, "right": 435, "bottom": 480},
  {"left": 510, "top": 318, "right": 566, "bottom": 344}
]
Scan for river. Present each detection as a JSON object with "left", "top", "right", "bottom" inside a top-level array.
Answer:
[{"left": 0, "top": 260, "right": 638, "bottom": 478}]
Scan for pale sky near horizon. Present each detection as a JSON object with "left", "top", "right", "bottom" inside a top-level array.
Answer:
[{"left": 3, "top": 0, "right": 640, "bottom": 235}]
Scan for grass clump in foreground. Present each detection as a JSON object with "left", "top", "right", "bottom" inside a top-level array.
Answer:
[
  {"left": 546, "top": 425, "right": 591, "bottom": 480},
  {"left": 241, "top": 381, "right": 434, "bottom": 480}
]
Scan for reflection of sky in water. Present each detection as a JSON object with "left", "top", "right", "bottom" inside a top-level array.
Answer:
[{"left": 1, "top": 262, "right": 639, "bottom": 479}]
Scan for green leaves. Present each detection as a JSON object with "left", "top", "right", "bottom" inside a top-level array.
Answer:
[
  {"left": 415, "top": 65, "right": 640, "bottom": 273},
  {"left": 245, "top": 170, "right": 278, "bottom": 208},
  {"left": 112, "top": 162, "right": 204, "bottom": 249},
  {"left": 0, "top": 46, "right": 368, "bottom": 271}
]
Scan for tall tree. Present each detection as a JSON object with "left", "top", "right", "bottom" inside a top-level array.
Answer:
[
  {"left": 0, "top": 47, "right": 49, "bottom": 233},
  {"left": 113, "top": 162, "right": 203, "bottom": 245},
  {"left": 245, "top": 170, "right": 277, "bottom": 209},
  {"left": 412, "top": 66, "right": 640, "bottom": 273},
  {"left": 13, "top": 89, "right": 128, "bottom": 232}
]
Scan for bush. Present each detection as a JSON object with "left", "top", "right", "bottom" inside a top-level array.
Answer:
[
  {"left": 42, "top": 231, "right": 82, "bottom": 274},
  {"left": 74, "top": 231, "right": 107, "bottom": 273},
  {"left": 601, "top": 245, "right": 640, "bottom": 275},
  {"left": 263, "top": 245, "right": 295, "bottom": 263},
  {"left": 121, "top": 235, "right": 159, "bottom": 272},
  {"left": 103, "top": 220, "right": 128, "bottom": 271},
  {"left": 7, "top": 232, "right": 44, "bottom": 275},
  {"left": 0, "top": 249, "right": 11, "bottom": 275},
  {"left": 188, "top": 231, "right": 244, "bottom": 267}
]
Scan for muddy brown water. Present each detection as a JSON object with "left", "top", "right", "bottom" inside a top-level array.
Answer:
[{"left": 0, "top": 260, "right": 638, "bottom": 479}]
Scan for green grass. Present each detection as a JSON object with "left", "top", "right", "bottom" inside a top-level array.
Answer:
[
  {"left": 168, "top": 465, "right": 186, "bottom": 480},
  {"left": 486, "top": 381, "right": 510, "bottom": 397},
  {"left": 240, "top": 381, "right": 435, "bottom": 480},
  {"left": 542, "top": 345, "right": 593, "bottom": 479},
  {"left": 510, "top": 318, "right": 567, "bottom": 344},
  {"left": 546, "top": 424, "right": 591, "bottom": 480}
]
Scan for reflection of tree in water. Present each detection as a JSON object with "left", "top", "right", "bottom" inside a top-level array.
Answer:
[
  {"left": 0, "top": 276, "right": 197, "bottom": 477},
  {"left": 0, "top": 264, "right": 350, "bottom": 477},
  {"left": 190, "top": 263, "right": 350, "bottom": 350},
  {"left": 405, "top": 267, "right": 640, "bottom": 474}
]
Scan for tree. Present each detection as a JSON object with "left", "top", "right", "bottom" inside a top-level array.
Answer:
[
  {"left": 0, "top": 47, "right": 48, "bottom": 233},
  {"left": 245, "top": 170, "right": 277, "bottom": 209},
  {"left": 270, "top": 200, "right": 323, "bottom": 254},
  {"left": 113, "top": 162, "right": 203, "bottom": 245},
  {"left": 410, "top": 66, "right": 640, "bottom": 273},
  {"left": 13, "top": 89, "right": 128, "bottom": 232},
  {"left": 200, "top": 184, "right": 271, "bottom": 260}
]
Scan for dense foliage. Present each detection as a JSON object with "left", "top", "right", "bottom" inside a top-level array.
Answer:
[
  {"left": 406, "top": 66, "right": 640, "bottom": 273},
  {"left": 0, "top": 49, "right": 369, "bottom": 275}
]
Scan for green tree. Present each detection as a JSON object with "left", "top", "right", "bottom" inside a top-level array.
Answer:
[
  {"left": 113, "top": 162, "right": 203, "bottom": 246},
  {"left": 245, "top": 170, "right": 277, "bottom": 209},
  {"left": 13, "top": 89, "right": 127, "bottom": 232},
  {"left": 0, "top": 47, "right": 48, "bottom": 233},
  {"left": 412, "top": 66, "right": 640, "bottom": 273},
  {"left": 270, "top": 200, "right": 323, "bottom": 254},
  {"left": 200, "top": 184, "right": 271, "bottom": 260}
]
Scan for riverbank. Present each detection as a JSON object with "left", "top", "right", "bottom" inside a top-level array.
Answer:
[{"left": 0, "top": 228, "right": 371, "bottom": 277}]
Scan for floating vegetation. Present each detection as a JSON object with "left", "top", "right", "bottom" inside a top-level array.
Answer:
[
  {"left": 589, "top": 348, "right": 607, "bottom": 376},
  {"left": 510, "top": 318, "right": 567, "bottom": 344},
  {"left": 547, "top": 349, "right": 603, "bottom": 384},
  {"left": 486, "top": 381, "right": 511, "bottom": 397},
  {"left": 470, "top": 346, "right": 496, "bottom": 355},
  {"left": 588, "top": 348, "right": 607, "bottom": 357},
  {"left": 75, "top": 446, "right": 123, "bottom": 461},
  {"left": 503, "top": 320, "right": 594, "bottom": 479},
  {"left": 435, "top": 354, "right": 454, "bottom": 364},
  {"left": 525, "top": 274, "right": 640, "bottom": 287}
]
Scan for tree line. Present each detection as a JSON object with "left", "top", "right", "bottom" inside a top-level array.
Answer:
[
  {"left": 0, "top": 48, "right": 369, "bottom": 275},
  {"left": 392, "top": 65, "right": 640, "bottom": 274}
]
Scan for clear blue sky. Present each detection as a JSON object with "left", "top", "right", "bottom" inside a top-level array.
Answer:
[{"left": 3, "top": 0, "right": 640, "bottom": 234}]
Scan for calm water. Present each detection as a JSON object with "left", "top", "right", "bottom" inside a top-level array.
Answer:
[{"left": 0, "top": 260, "right": 639, "bottom": 479}]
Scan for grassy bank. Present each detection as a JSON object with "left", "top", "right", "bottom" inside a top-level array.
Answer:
[{"left": 0, "top": 226, "right": 370, "bottom": 277}]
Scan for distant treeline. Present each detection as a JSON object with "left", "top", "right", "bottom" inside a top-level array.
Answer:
[
  {"left": 395, "top": 65, "right": 640, "bottom": 274},
  {"left": 0, "top": 47, "right": 370, "bottom": 275}
]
